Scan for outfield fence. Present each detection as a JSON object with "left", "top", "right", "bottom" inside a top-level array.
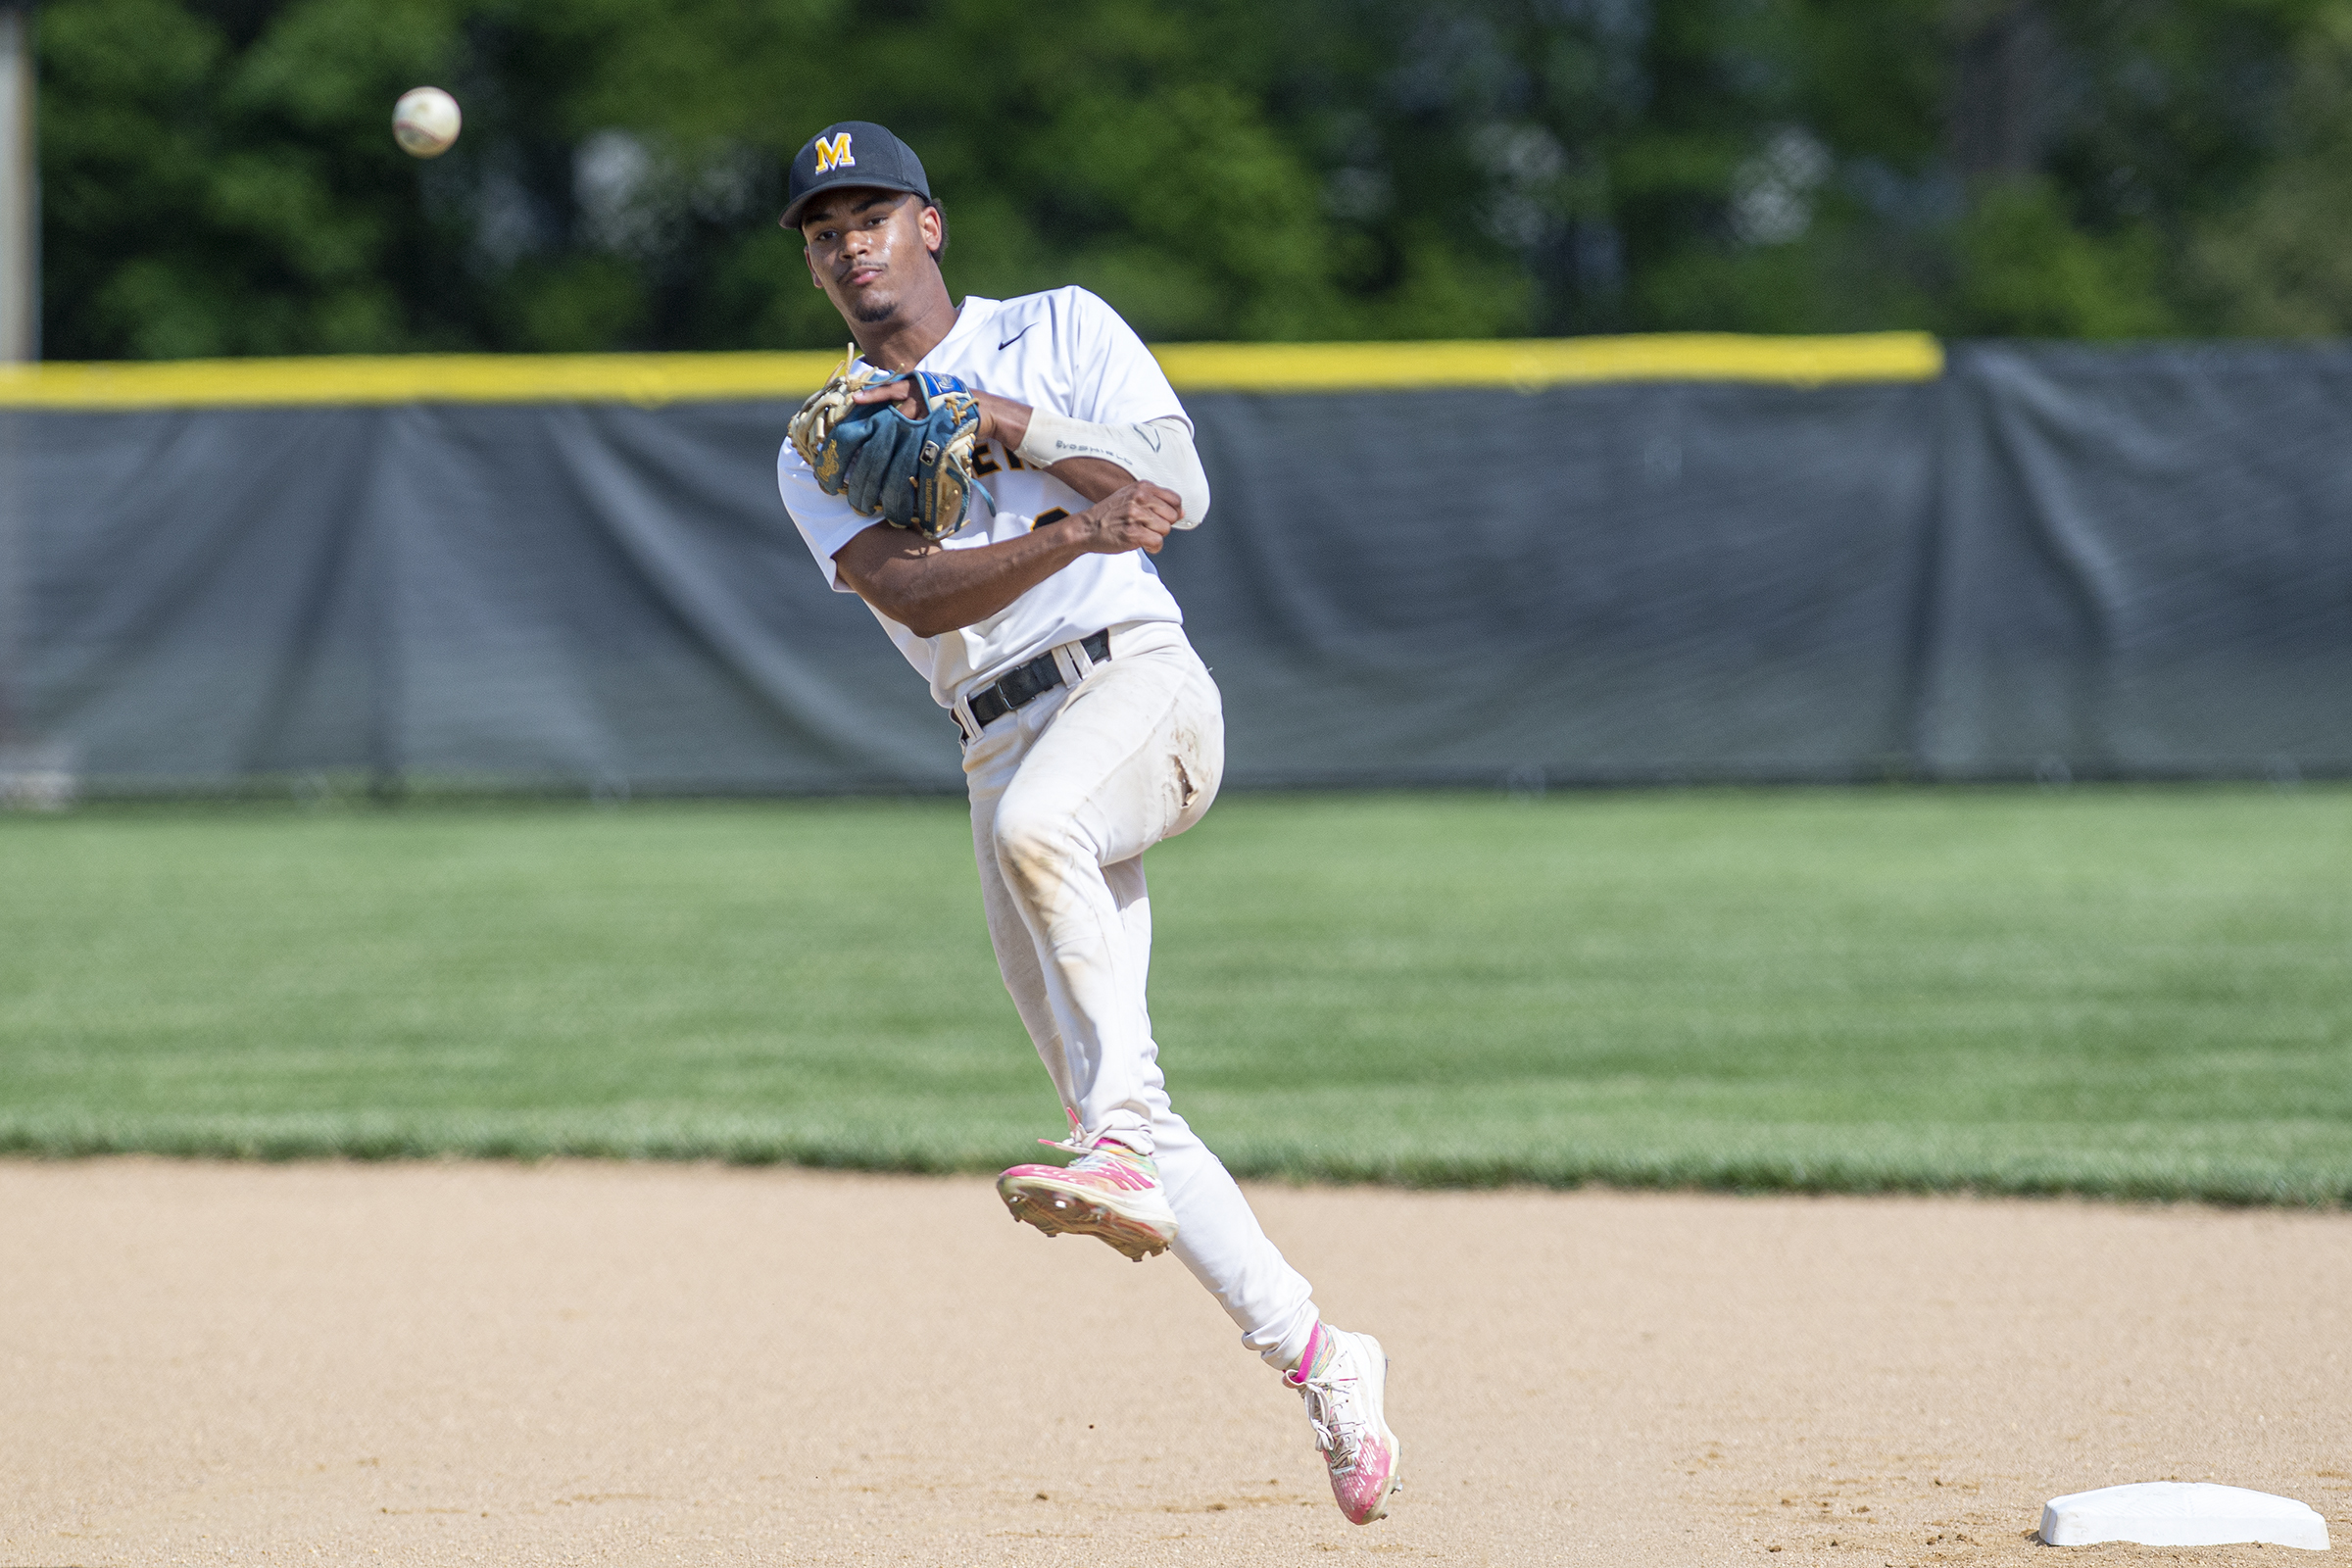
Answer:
[{"left": 0, "top": 335, "right": 2347, "bottom": 796}]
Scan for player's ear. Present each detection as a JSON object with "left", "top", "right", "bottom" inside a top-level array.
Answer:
[
  {"left": 804, "top": 243, "right": 822, "bottom": 290},
  {"left": 920, "top": 201, "right": 949, "bottom": 261}
]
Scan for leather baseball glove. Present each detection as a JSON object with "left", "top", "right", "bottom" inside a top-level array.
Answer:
[{"left": 788, "top": 352, "right": 991, "bottom": 540}]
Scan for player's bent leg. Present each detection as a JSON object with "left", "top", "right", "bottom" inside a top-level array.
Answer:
[
  {"left": 989, "top": 634, "right": 1222, "bottom": 1149},
  {"left": 978, "top": 633, "right": 1207, "bottom": 1258},
  {"left": 974, "top": 801, "right": 1188, "bottom": 1267}
]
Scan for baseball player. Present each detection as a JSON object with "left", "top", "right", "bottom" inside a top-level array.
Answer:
[{"left": 771, "top": 122, "right": 1400, "bottom": 1526}]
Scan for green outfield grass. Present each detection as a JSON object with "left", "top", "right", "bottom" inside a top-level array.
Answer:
[{"left": 3, "top": 789, "right": 2347, "bottom": 1203}]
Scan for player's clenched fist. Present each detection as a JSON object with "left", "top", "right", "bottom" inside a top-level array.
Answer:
[{"left": 1071, "top": 482, "right": 1183, "bottom": 555}]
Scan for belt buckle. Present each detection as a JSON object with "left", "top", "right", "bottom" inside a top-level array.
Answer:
[{"left": 957, "top": 631, "right": 1106, "bottom": 744}]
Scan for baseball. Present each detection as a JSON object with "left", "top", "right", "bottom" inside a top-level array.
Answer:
[{"left": 392, "top": 87, "right": 462, "bottom": 159}]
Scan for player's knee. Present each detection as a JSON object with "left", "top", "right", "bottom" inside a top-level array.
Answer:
[{"left": 994, "top": 797, "right": 1079, "bottom": 901}]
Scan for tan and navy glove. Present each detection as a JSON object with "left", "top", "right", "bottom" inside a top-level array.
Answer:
[{"left": 788, "top": 352, "right": 991, "bottom": 540}]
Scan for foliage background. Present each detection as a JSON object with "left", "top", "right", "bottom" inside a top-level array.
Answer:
[{"left": 34, "top": 0, "right": 2352, "bottom": 358}]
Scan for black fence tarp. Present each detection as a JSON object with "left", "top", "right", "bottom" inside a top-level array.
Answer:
[
  {"left": 1919, "top": 345, "right": 2352, "bottom": 779},
  {"left": 3, "top": 343, "right": 2347, "bottom": 793}
]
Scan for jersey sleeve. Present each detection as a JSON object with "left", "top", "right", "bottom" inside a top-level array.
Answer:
[
  {"left": 1059, "top": 287, "right": 1190, "bottom": 431},
  {"left": 776, "top": 438, "right": 875, "bottom": 592}
]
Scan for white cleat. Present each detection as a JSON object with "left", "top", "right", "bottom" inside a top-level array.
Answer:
[
  {"left": 1287, "top": 1323, "right": 1402, "bottom": 1525},
  {"left": 997, "top": 1138, "right": 1178, "bottom": 1262}
]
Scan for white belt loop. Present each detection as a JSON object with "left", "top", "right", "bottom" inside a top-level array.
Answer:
[
  {"left": 1058, "top": 634, "right": 1098, "bottom": 685},
  {"left": 952, "top": 690, "right": 981, "bottom": 744}
]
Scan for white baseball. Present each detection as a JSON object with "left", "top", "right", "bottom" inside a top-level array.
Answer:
[{"left": 393, "top": 87, "right": 462, "bottom": 159}]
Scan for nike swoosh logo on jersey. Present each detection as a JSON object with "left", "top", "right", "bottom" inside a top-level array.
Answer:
[{"left": 998, "top": 324, "right": 1035, "bottom": 350}]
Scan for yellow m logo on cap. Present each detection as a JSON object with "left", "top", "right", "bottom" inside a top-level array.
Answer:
[{"left": 813, "top": 132, "right": 855, "bottom": 173}]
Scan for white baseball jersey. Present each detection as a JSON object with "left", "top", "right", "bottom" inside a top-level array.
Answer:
[{"left": 777, "top": 286, "right": 1190, "bottom": 708}]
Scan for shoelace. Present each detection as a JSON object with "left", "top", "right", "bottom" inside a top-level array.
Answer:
[
  {"left": 1037, "top": 1105, "right": 1091, "bottom": 1156},
  {"left": 1037, "top": 1110, "right": 1150, "bottom": 1171},
  {"left": 1295, "top": 1364, "right": 1366, "bottom": 1475}
]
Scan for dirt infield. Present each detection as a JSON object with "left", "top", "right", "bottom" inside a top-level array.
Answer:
[{"left": 3, "top": 1160, "right": 2345, "bottom": 1567}]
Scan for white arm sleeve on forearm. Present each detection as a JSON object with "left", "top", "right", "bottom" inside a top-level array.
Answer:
[{"left": 1015, "top": 412, "right": 1212, "bottom": 529}]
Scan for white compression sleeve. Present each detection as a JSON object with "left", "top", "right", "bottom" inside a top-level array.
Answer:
[{"left": 1015, "top": 412, "right": 1212, "bottom": 529}]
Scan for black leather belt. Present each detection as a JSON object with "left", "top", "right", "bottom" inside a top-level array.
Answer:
[{"left": 960, "top": 630, "right": 1111, "bottom": 739}]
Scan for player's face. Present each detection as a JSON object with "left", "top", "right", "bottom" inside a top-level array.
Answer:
[{"left": 799, "top": 191, "right": 943, "bottom": 325}]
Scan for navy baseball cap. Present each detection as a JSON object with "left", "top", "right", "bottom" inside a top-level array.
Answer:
[{"left": 781, "top": 122, "right": 932, "bottom": 228}]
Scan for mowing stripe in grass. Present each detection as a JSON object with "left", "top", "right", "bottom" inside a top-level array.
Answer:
[{"left": 4, "top": 789, "right": 2346, "bottom": 1203}]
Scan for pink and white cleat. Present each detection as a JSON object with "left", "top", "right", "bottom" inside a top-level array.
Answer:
[
  {"left": 996, "top": 1128, "right": 1179, "bottom": 1262},
  {"left": 1287, "top": 1322, "right": 1402, "bottom": 1525}
]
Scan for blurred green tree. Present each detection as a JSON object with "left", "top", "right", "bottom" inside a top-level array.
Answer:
[
  {"left": 2190, "top": 3, "right": 2352, "bottom": 334},
  {"left": 31, "top": 0, "right": 2352, "bottom": 356}
]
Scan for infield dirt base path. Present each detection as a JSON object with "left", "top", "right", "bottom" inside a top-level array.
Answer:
[{"left": 2, "top": 1160, "right": 2345, "bottom": 1568}]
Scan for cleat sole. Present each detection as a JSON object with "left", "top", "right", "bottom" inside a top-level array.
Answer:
[{"left": 996, "top": 1168, "right": 1177, "bottom": 1262}]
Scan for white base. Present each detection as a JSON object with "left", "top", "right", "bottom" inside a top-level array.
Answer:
[{"left": 2041, "top": 1483, "right": 2331, "bottom": 1549}]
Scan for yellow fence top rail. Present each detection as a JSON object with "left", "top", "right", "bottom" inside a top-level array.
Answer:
[
  {"left": 0, "top": 352, "right": 848, "bottom": 410},
  {"left": 1151, "top": 333, "right": 1942, "bottom": 391},
  {"left": 0, "top": 332, "right": 1941, "bottom": 410}
]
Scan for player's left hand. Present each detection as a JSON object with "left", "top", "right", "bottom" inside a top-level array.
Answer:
[
  {"left": 855, "top": 381, "right": 1034, "bottom": 451},
  {"left": 849, "top": 377, "right": 926, "bottom": 415}
]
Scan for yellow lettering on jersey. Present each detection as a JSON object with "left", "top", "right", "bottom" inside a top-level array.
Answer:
[
  {"left": 812, "top": 133, "right": 855, "bottom": 173},
  {"left": 1002, "top": 444, "right": 1026, "bottom": 469},
  {"left": 971, "top": 444, "right": 1000, "bottom": 477}
]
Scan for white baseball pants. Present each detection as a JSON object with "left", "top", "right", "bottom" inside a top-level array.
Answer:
[{"left": 962, "top": 618, "right": 1320, "bottom": 1370}]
